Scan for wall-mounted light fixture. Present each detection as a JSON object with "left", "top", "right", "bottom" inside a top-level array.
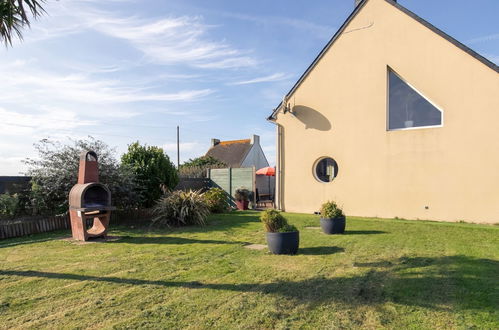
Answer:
[{"left": 282, "top": 96, "right": 296, "bottom": 117}]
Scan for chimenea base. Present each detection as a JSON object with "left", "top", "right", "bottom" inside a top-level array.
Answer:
[{"left": 69, "top": 209, "right": 112, "bottom": 241}]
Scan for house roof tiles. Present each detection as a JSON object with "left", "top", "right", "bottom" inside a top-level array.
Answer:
[{"left": 205, "top": 139, "right": 252, "bottom": 167}]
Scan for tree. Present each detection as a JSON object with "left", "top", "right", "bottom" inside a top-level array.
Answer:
[
  {"left": 121, "top": 142, "right": 178, "bottom": 207},
  {"left": 23, "top": 137, "right": 139, "bottom": 215},
  {"left": 178, "top": 156, "right": 226, "bottom": 178},
  {"left": 181, "top": 156, "right": 226, "bottom": 168},
  {"left": 0, "top": 0, "right": 45, "bottom": 46}
]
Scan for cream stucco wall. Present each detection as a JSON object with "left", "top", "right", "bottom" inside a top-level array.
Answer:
[{"left": 275, "top": 0, "right": 499, "bottom": 223}]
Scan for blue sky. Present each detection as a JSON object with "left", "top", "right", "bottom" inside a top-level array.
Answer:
[{"left": 1, "top": 0, "right": 498, "bottom": 175}]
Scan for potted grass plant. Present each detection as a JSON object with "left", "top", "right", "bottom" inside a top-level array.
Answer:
[
  {"left": 235, "top": 188, "right": 250, "bottom": 210},
  {"left": 319, "top": 201, "right": 346, "bottom": 234},
  {"left": 260, "top": 209, "right": 299, "bottom": 255}
]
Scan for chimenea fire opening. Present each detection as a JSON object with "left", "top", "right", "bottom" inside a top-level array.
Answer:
[
  {"left": 68, "top": 150, "right": 115, "bottom": 241},
  {"left": 69, "top": 183, "right": 112, "bottom": 210}
]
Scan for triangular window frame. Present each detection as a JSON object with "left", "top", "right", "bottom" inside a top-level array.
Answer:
[{"left": 387, "top": 67, "right": 444, "bottom": 131}]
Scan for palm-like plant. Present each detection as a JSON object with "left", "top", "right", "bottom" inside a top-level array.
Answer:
[
  {"left": 152, "top": 190, "right": 210, "bottom": 227},
  {"left": 0, "top": 0, "right": 45, "bottom": 46}
]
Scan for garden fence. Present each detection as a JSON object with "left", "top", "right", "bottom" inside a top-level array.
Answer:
[
  {"left": 208, "top": 167, "right": 256, "bottom": 204},
  {"left": 0, "top": 209, "right": 153, "bottom": 240}
]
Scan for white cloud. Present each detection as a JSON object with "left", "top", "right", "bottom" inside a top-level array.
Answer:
[
  {"left": 467, "top": 33, "right": 499, "bottom": 44},
  {"left": 23, "top": 1, "right": 257, "bottom": 69},
  {"left": 0, "top": 64, "right": 212, "bottom": 106},
  {"left": 0, "top": 107, "right": 96, "bottom": 136},
  {"left": 230, "top": 73, "right": 291, "bottom": 85},
  {"left": 92, "top": 15, "right": 257, "bottom": 68},
  {"left": 214, "top": 11, "right": 334, "bottom": 40},
  {"left": 0, "top": 0, "right": 278, "bottom": 174}
]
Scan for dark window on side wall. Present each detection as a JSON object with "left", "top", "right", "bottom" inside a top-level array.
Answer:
[
  {"left": 388, "top": 70, "right": 442, "bottom": 130},
  {"left": 315, "top": 158, "right": 338, "bottom": 183}
]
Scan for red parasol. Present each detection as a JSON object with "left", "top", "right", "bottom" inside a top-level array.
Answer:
[{"left": 256, "top": 166, "right": 275, "bottom": 176}]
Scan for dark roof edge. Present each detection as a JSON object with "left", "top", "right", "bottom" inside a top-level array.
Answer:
[
  {"left": 267, "top": 0, "right": 499, "bottom": 121},
  {"left": 267, "top": 0, "right": 370, "bottom": 121},
  {"left": 386, "top": 0, "right": 499, "bottom": 73}
]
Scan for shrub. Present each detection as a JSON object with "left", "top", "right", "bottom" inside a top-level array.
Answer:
[
  {"left": 152, "top": 190, "right": 209, "bottom": 227},
  {"left": 203, "top": 188, "right": 228, "bottom": 213},
  {"left": 23, "top": 137, "right": 139, "bottom": 215},
  {"left": 235, "top": 188, "right": 250, "bottom": 201},
  {"left": 121, "top": 142, "right": 178, "bottom": 207},
  {"left": 178, "top": 166, "right": 208, "bottom": 179},
  {"left": 260, "top": 209, "right": 297, "bottom": 233},
  {"left": 179, "top": 156, "right": 226, "bottom": 178},
  {"left": 0, "top": 194, "right": 19, "bottom": 217},
  {"left": 277, "top": 224, "right": 298, "bottom": 233},
  {"left": 320, "top": 201, "right": 344, "bottom": 218}
]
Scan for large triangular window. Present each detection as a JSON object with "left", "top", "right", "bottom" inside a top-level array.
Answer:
[{"left": 388, "top": 69, "right": 442, "bottom": 130}]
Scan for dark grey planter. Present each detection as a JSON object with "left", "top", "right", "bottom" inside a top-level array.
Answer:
[
  {"left": 265, "top": 231, "right": 299, "bottom": 255},
  {"left": 320, "top": 216, "right": 346, "bottom": 234}
]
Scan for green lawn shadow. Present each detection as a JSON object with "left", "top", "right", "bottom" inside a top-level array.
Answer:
[
  {"left": 112, "top": 236, "right": 250, "bottom": 245},
  {"left": 3, "top": 255, "right": 496, "bottom": 312}
]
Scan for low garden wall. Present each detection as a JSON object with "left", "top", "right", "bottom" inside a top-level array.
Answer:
[{"left": 0, "top": 209, "right": 153, "bottom": 240}]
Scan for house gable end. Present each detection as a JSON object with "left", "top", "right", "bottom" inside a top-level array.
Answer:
[
  {"left": 241, "top": 142, "right": 270, "bottom": 169},
  {"left": 268, "top": 0, "right": 499, "bottom": 121}
]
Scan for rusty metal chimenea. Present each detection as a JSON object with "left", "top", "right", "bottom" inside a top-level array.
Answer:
[{"left": 68, "top": 151, "right": 115, "bottom": 241}]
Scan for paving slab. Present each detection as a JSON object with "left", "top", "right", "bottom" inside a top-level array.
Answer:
[{"left": 244, "top": 244, "right": 267, "bottom": 250}]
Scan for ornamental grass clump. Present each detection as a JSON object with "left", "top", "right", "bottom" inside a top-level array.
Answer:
[
  {"left": 152, "top": 189, "right": 209, "bottom": 227},
  {"left": 320, "top": 201, "right": 344, "bottom": 218},
  {"left": 260, "top": 209, "right": 297, "bottom": 233},
  {"left": 203, "top": 187, "right": 229, "bottom": 213}
]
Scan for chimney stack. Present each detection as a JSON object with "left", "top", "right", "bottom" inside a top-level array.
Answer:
[
  {"left": 250, "top": 134, "right": 260, "bottom": 145},
  {"left": 211, "top": 138, "right": 220, "bottom": 147}
]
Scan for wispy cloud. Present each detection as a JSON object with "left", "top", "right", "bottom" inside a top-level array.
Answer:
[
  {"left": 0, "top": 54, "right": 216, "bottom": 175},
  {"left": 0, "top": 61, "right": 213, "bottom": 111},
  {"left": 0, "top": 107, "right": 96, "bottom": 136},
  {"left": 214, "top": 11, "right": 334, "bottom": 39},
  {"left": 24, "top": 1, "right": 257, "bottom": 69},
  {"left": 466, "top": 33, "right": 499, "bottom": 44},
  {"left": 90, "top": 15, "right": 257, "bottom": 69},
  {"left": 230, "top": 73, "right": 291, "bottom": 85}
]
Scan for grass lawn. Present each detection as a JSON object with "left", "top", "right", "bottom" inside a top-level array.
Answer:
[{"left": 0, "top": 212, "right": 498, "bottom": 329}]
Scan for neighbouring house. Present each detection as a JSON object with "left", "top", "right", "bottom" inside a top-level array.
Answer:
[
  {"left": 205, "top": 135, "right": 274, "bottom": 196},
  {"left": 268, "top": 0, "right": 499, "bottom": 223}
]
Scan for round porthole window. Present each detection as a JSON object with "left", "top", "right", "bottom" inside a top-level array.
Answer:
[{"left": 314, "top": 157, "right": 338, "bottom": 183}]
